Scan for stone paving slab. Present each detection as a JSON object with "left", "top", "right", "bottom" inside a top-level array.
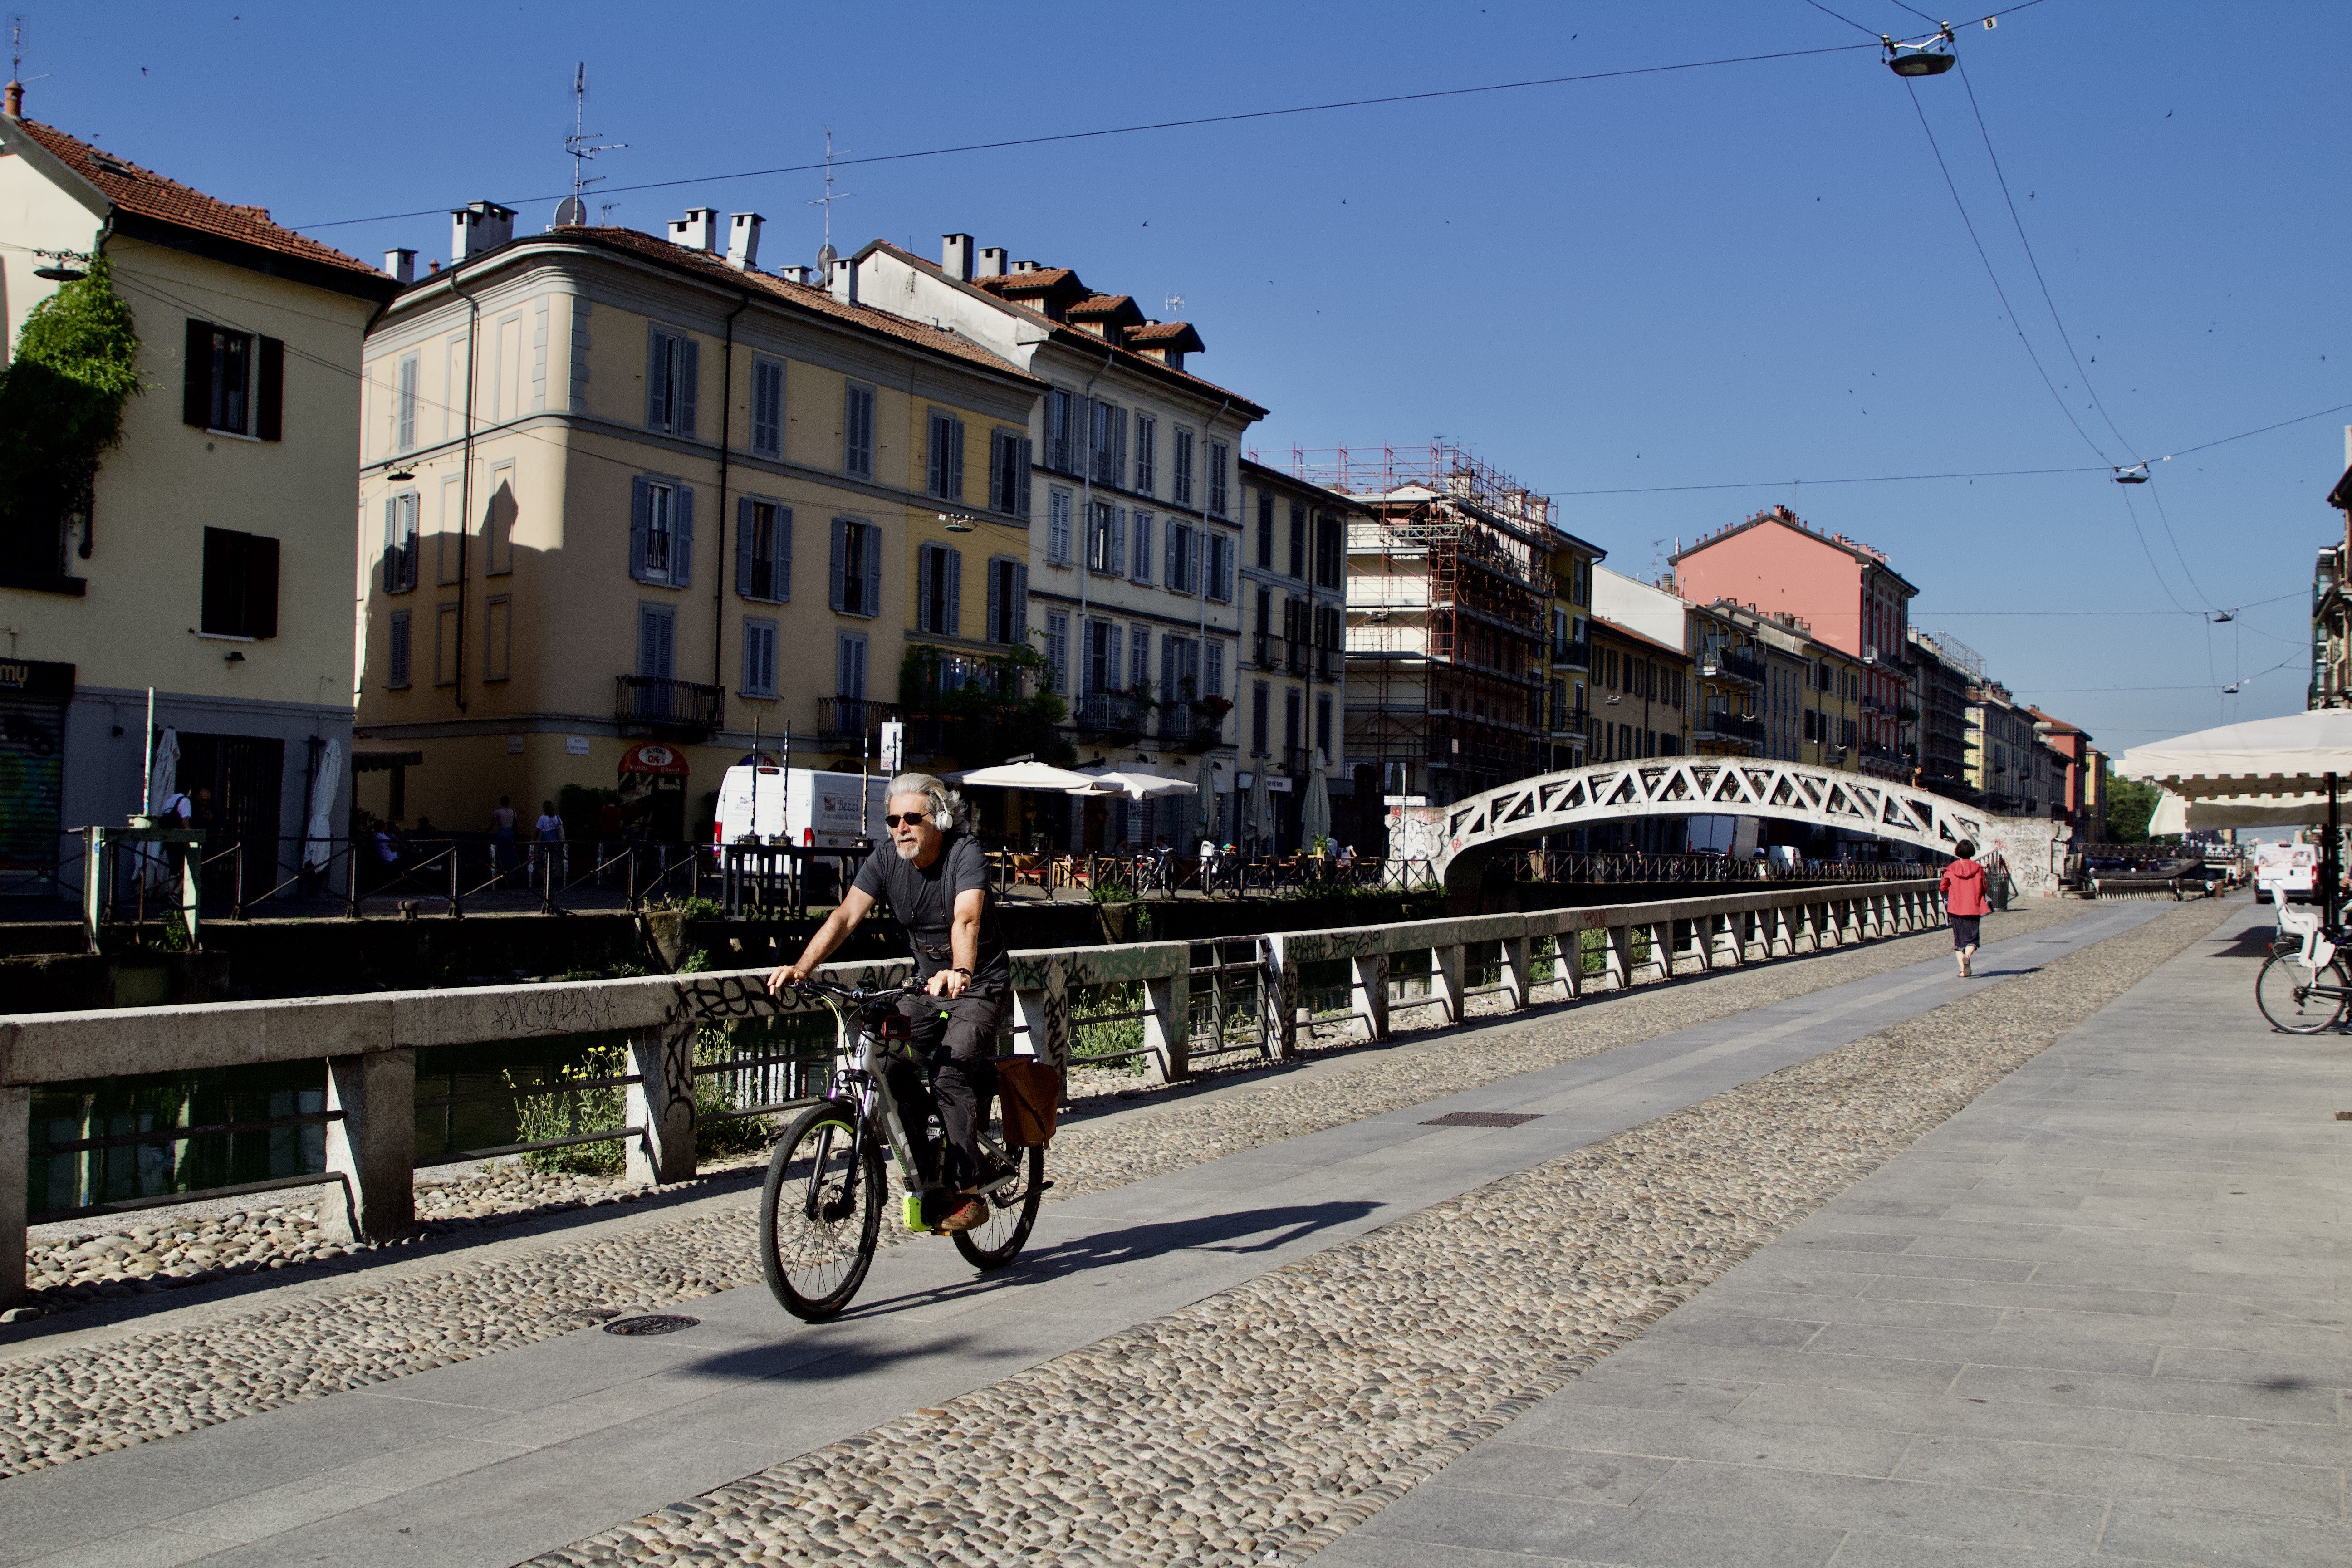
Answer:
[
  {"left": 0, "top": 906, "right": 2161, "bottom": 1566},
  {"left": 1318, "top": 902, "right": 2347, "bottom": 1568}
]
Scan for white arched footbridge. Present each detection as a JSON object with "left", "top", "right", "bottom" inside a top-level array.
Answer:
[{"left": 1428, "top": 759, "right": 1988, "bottom": 887}]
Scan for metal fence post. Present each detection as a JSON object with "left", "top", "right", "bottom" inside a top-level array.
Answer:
[
  {"left": 447, "top": 849, "right": 462, "bottom": 919},
  {"left": 319, "top": 1049, "right": 416, "bottom": 1245},
  {"left": 0, "top": 1083, "right": 28, "bottom": 1309},
  {"left": 625, "top": 1020, "right": 697, "bottom": 1185}
]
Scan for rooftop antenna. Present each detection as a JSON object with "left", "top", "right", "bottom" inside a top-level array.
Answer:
[
  {"left": 7, "top": 14, "right": 48, "bottom": 113},
  {"left": 557, "top": 62, "right": 625, "bottom": 227},
  {"left": 810, "top": 127, "right": 850, "bottom": 269},
  {"left": 1164, "top": 292, "right": 1186, "bottom": 313}
]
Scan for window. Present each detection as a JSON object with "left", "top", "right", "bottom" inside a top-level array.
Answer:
[
  {"left": 483, "top": 595, "right": 511, "bottom": 681},
  {"left": 843, "top": 382, "right": 876, "bottom": 478},
  {"left": 1251, "top": 681, "right": 1271, "bottom": 755},
  {"left": 737, "top": 499, "right": 791, "bottom": 602},
  {"left": 1084, "top": 619, "right": 1122, "bottom": 696},
  {"left": 1046, "top": 488, "right": 1073, "bottom": 565},
  {"left": 1315, "top": 692, "right": 1333, "bottom": 758},
  {"left": 927, "top": 409, "right": 965, "bottom": 500},
  {"left": 629, "top": 476, "right": 695, "bottom": 587},
  {"left": 1133, "top": 414, "right": 1156, "bottom": 495},
  {"left": 436, "top": 475, "right": 464, "bottom": 586},
  {"left": 1130, "top": 512, "right": 1154, "bottom": 584},
  {"left": 742, "top": 617, "right": 778, "bottom": 696},
  {"left": 1044, "top": 610, "right": 1070, "bottom": 695},
  {"left": 1255, "top": 586, "right": 1273, "bottom": 654},
  {"left": 1086, "top": 502, "right": 1126, "bottom": 574},
  {"left": 1207, "top": 440, "right": 1229, "bottom": 516},
  {"left": 986, "top": 556, "right": 1028, "bottom": 645},
  {"left": 836, "top": 630, "right": 867, "bottom": 698},
  {"left": 636, "top": 602, "right": 676, "bottom": 680},
  {"left": 643, "top": 326, "right": 698, "bottom": 436},
  {"left": 1288, "top": 503, "right": 1307, "bottom": 580},
  {"left": 1314, "top": 513, "right": 1344, "bottom": 588},
  {"left": 1205, "top": 530, "right": 1234, "bottom": 602},
  {"left": 751, "top": 358, "right": 784, "bottom": 458},
  {"left": 1172, "top": 428, "right": 1194, "bottom": 506},
  {"left": 990, "top": 429, "right": 1032, "bottom": 515},
  {"left": 199, "top": 527, "right": 279, "bottom": 638},
  {"left": 1044, "top": 388, "right": 1075, "bottom": 473},
  {"left": 1283, "top": 687, "right": 1302, "bottom": 756},
  {"left": 1205, "top": 639, "right": 1224, "bottom": 699},
  {"left": 394, "top": 353, "right": 418, "bottom": 452},
  {"left": 830, "top": 517, "right": 881, "bottom": 617},
  {"left": 183, "top": 319, "right": 282, "bottom": 439},
  {"left": 1089, "top": 400, "right": 1125, "bottom": 487},
  {"left": 1130, "top": 625, "right": 1152, "bottom": 692},
  {"left": 427, "top": 603, "right": 460, "bottom": 686},
  {"left": 1160, "top": 634, "right": 1200, "bottom": 701},
  {"left": 387, "top": 610, "right": 412, "bottom": 688},
  {"left": 1165, "top": 520, "right": 1200, "bottom": 593},
  {"left": 382, "top": 492, "right": 420, "bottom": 593},
  {"left": 918, "top": 542, "right": 962, "bottom": 635},
  {"left": 485, "top": 463, "right": 516, "bottom": 575},
  {"left": 1256, "top": 492, "right": 1275, "bottom": 570}
]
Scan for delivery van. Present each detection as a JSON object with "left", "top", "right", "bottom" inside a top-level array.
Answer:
[
  {"left": 712, "top": 767, "right": 889, "bottom": 849},
  {"left": 2254, "top": 840, "right": 2318, "bottom": 904}
]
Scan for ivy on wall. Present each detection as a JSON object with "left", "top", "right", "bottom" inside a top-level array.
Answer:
[{"left": 0, "top": 254, "right": 142, "bottom": 561}]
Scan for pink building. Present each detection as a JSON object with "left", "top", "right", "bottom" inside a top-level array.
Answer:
[{"left": 1670, "top": 506, "right": 1916, "bottom": 780}]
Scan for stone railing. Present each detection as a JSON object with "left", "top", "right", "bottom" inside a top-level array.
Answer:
[{"left": 0, "top": 879, "right": 1943, "bottom": 1308}]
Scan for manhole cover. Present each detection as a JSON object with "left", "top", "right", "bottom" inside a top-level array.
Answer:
[
  {"left": 1421, "top": 1111, "right": 1542, "bottom": 1128},
  {"left": 603, "top": 1314, "right": 701, "bottom": 1337}
]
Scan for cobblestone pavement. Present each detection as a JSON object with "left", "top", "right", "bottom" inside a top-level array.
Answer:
[
  {"left": 522, "top": 902, "right": 2235, "bottom": 1568},
  {"left": 0, "top": 904, "right": 2090, "bottom": 1478}
]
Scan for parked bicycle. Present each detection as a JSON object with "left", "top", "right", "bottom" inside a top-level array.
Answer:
[
  {"left": 760, "top": 978, "right": 1049, "bottom": 1320},
  {"left": 2254, "top": 906, "right": 2351, "bottom": 1033}
]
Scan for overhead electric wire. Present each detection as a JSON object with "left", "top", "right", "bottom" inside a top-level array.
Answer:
[
  {"left": 1552, "top": 462, "right": 2102, "bottom": 495},
  {"left": 286, "top": 40, "right": 1884, "bottom": 233}
]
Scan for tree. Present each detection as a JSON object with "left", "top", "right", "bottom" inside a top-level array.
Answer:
[{"left": 2105, "top": 770, "right": 2160, "bottom": 843}]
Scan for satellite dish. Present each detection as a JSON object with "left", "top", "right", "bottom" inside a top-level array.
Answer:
[{"left": 554, "top": 196, "right": 588, "bottom": 228}]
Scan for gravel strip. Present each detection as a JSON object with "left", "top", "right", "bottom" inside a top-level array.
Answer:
[
  {"left": 523, "top": 901, "right": 2233, "bottom": 1568},
  {"left": 0, "top": 904, "right": 2089, "bottom": 1477}
]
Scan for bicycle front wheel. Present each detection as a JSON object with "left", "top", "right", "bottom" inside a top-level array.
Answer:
[
  {"left": 761, "top": 1101, "right": 884, "bottom": 1320},
  {"left": 2255, "top": 953, "right": 2350, "bottom": 1034}
]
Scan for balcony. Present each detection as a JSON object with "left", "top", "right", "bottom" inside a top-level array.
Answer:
[
  {"left": 615, "top": 676, "right": 725, "bottom": 736},
  {"left": 1156, "top": 702, "right": 1226, "bottom": 752},
  {"left": 1285, "top": 639, "right": 1309, "bottom": 677},
  {"left": 1695, "top": 710, "right": 1765, "bottom": 745},
  {"left": 1549, "top": 706, "right": 1591, "bottom": 739},
  {"left": 1251, "top": 630, "right": 1274, "bottom": 670},
  {"left": 1700, "top": 648, "right": 1765, "bottom": 686},
  {"left": 1315, "top": 648, "right": 1338, "bottom": 683},
  {"left": 1073, "top": 691, "right": 1149, "bottom": 740},
  {"left": 1550, "top": 637, "right": 1591, "bottom": 672},
  {"left": 814, "top": 696, "right": 880, "bottom": 748}
]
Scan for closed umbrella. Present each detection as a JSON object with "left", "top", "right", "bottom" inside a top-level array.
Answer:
[
  {"left": 304, "top": 738, "right": 342, "bottom": 870},
  {"left": 1247, "top": 764, "right": 1273, "bottom": 856},
  {"left": 1298, "top": 750, "right": 1333, "bottom": 848},
  {"left": 1191, "top": 756, "right": 1217, "bottom": 844},
  {"left": 139, "top": 726, "right": 181, "bottom": 891}
]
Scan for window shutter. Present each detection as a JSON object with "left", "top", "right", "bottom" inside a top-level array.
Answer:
[
  {"left": 988, "top": 432, "right": 1004, "bottom": 512},
  {"left": 1165, "top": 525, "right": 1179, "bottom": 589},
  {"left": 863, "top": 523, "right": 882, "bottom": 619},
  {"left": 1111, "top": 507, "right": 1126, "bottom": 575},
  {"left": 678, "top": 338, "right": 699, "bottom": 437},
  {"left": 946, "top": 549, "right": 961, "bottom": 637},
  {"left": 736, "top": 497, "right": 755, "bottom": 598},
  {"left": 256, "top": 337, "right": 284, "bottom": 441},
  {"left": 1114, "top": 408, "right": 1128, "bottom": 488},
  {"left": 778, "top": 507, "right": 793, "bottom": 601},
  {"left": 1188, "top": 528, "right": 1202, "bottom": 592},
  {"left": 630, "top": 477, "right": 651, "bottom": 581},
  {"left": 1016, "top": 438, "right": 1033, "bottom": 518},
  {"left": 382, "top": 498, "right": 397, "bottom": 593},
  {"left": 645, "top": 330, "right": 668, "bottom": 428},
  {"left": 1132, "top": 514, "right": 1151, "bottom": 583},
  {"left": 183, "top": 319, "right": 212, "bottom": 427},
  {"left": 986, "top": 559, "right": 1002, "bottom": 643},
  {"left": 829, "top": 517, "right": 848, "bottom": 612},
  {"left": 918, "top": 544, "right": 935, "bottom": 633},
  {"left": 671, "top": 486, "right": 694, "bottom": 587},
  {"left": 639, "top": 605, "right": 659, "bottom": 678},
  {"left": 1107, "top": 625, "right": 1123, "bottom": 692},
  {"left": 246, "top": 534, "right": 280, "bottom": 639},
  {"left": 1013, "top": 564, "right": 1028, "bottom": 641},
  {"left": 947, "top": 419, "right": 964, "bottom": 500}
]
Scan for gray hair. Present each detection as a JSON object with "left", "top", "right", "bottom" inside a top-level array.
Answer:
[{"left": 887, "top": 772, "right": 969, "bottom": 832}]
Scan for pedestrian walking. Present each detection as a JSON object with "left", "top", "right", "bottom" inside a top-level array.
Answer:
[
  {"left": 490, "top": 795, "right": 518, "bottom": 883},
  {"left": 531, "top": 799, "right": 566, "bottom": 882},
  {"left": 1940, "top": 838, "right": 1991, "bottom": 977}
]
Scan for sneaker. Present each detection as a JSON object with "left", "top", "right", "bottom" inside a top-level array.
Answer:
[{"left": 938, "top": 1196, "right": 990, "bottom": 1234}]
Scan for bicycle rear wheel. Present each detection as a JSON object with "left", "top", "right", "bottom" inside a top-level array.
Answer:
[
  {"left": 761, "top": 1101, "right": 884, "bottom": 1320},
  {"left": 2255, "top": 953, "right": 2350, "bottom": 1034},
  {"left": 952, "top": 1139, "right": 1045, "bottom": 1270}
]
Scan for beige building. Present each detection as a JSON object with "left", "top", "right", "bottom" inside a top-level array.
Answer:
[
  {"left": 0, "top": 104, "right": 393, "bottom": 895},
  {"left": 1237, "top": 461, "right": 1353, "bottom": 845},
  {"left": 352, "top": 208, "right": 1041, "bottom": 838},
  {"left": 1718, "top": 604, "right": 1864, "bottom": 773},
  {"left": 1540, "top": 528, "right": 1606, "bottom": 773}
]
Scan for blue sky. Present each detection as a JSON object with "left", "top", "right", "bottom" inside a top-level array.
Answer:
[{"left": 23, "top": 1, "right": 2346, "bottom": 755}]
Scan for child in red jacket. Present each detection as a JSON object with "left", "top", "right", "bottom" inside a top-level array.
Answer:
[{"left": 1940, "top": 839, "right": 1992, "bottom": 976}]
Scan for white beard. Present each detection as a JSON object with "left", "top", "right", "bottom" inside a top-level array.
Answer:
[{"left": 892, "top": 838, "right": 922, "bottom": 861}]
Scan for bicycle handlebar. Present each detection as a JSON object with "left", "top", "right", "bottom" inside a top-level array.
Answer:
[{"left": 792, "top": 977, "right": 918, "bottom": 1007}]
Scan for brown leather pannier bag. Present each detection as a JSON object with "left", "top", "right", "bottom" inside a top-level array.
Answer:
[{"left": 993, "top": 1057, "right": 1061, "bottom": 1148}]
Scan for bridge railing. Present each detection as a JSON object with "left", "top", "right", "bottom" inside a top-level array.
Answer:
[{"left": 0, "top": 877, "right": 1944, "bottom": 1308}]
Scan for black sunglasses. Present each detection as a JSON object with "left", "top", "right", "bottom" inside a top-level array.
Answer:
[{"left": 882, "top": 813, "right": 933, "bottom": 828}]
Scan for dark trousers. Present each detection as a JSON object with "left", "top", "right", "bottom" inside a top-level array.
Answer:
[{"left": 886, "top": 980, "right": 1008, "bottom": 1192}]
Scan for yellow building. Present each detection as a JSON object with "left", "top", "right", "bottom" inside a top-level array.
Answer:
[
  {"left": 1540, "top": 529, "right": 1606, "bottom": 771},
  {"left": 353, "top": 207, "right": 1042, "bottom": 838},
  {"left": 1721, "top": 605, "right": 1862, "bottom": 772},
  {"left": 0, "top": 105, "right": 394, "bottom": 896}
]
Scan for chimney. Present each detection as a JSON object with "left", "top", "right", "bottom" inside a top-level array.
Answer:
[
  {"left": 668, "top": 206, "right": 720, "bottom": 253},
  {"left": 3, "top": 79, "right": 20, "bottom": 118},
  {"left": 941, "top": 233, "right": 974, "bottom": 282},
  {"left": 1013, "top": 259, "right": 1039, "bottom": 274},
  {"left": 774, "top": 265, "right": 813, "bottom": 286},
  {"left": 450, "top": 201, "right": 515, "bottom": 262},
  {"left": 725, "top": 211, "right": 763, "bottom": 270},
  {"left": 383, "top": 248, "right": 416, "bottom": 285},
  {"left": 976, "top": 245, "right": 1008, "bottom": 278},
  {"left": 828, "top": 253, "right": 858, "bottom": 305}
]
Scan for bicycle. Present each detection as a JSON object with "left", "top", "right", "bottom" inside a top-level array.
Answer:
[
  {"left": 760, "top": 978, "right": 1048, "bottom": 1321},
  {"left": 2254, "top": 906, "right": 2351, "bottom": 1034}
]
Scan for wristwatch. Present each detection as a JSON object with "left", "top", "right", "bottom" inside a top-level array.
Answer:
[{"left": 945, "top": 966, "right": 971, "bottom": 980}]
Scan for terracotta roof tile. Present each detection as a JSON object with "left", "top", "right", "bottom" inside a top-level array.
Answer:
[
  {"left": 1067, "top": 292, "right": 1140, "bottom": 320},
  {"left": 12, "top": 118, "right": 384, "bottom": 277},
  {"left": 975, "top": 267, "right": 1078, "bottom": 294}
]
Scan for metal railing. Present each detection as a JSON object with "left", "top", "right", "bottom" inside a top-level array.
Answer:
[
  {"left": 1509, "top": 851, "right": 1932, "bottom": 886},
  {"left": 0, "top": 876, "right": 1946, "bottom": 1305},
  {"left": 815, "top": 696, "right": 878, "bottom": 745},
  {"left": 1700, "top": 648, "right": 1765, "bottom": 686},
  {"left": 615, "top": 676, "right": 725, "bottom": 733},
  {"left": 1073, "top": 691, "right": 1150, "bottom": 735},
  {"left": 1696, "top": 711, "right": 1767, "bottom": 744}
]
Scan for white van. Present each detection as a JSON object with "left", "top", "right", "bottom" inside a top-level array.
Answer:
[
  {"left": 2254, "top": 840, "right": 2318, "bottom": 905},
  {"left": 712, "top": 767, "right": 890, "bottom": 849}
]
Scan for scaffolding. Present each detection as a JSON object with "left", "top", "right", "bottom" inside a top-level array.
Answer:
[{"left": 1277, "top": 444, "right": 1555, "bottom": 802}]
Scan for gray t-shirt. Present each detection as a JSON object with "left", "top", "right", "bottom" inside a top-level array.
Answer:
[{"left": 852, "top": 832, "right": 1008, "bottom": 982}]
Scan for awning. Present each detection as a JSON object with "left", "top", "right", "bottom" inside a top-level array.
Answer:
[
  {"left": 2120, "top": 710, "right": 2352, "bottom": 799},
  {"left": 620, "top": 742, "right": 692, "bottom": 777},
  {"left": 2148, "top": 789, "right": 2335, "bottom": 834},
  {"left": 351, "top": 742, "right": 424, "bottom": 773}
]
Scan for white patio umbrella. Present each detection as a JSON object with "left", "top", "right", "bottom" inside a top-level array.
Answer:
[
  {"left": 1089, "top": 766, "right": 1196, "bottom": 801},
  {"left": 138, "top": 726, "right": 181, "bottom": 890},
  {"left": 2122, "top": 709, "right": 2352, "bottom": 916},
  {"left": 1246, "top": 763, "right": 1273, "bottom": 853},
  {"left": 304, "top": 738, "right": 343, "bottom": 870},
  {"left": 1298, "top": 750, "right": 1333, "bottom": 848},
  {"left": 954, "top": 760, "right": 1118, "bottom": 793},
  {"left": 2147, "top": 787, "right": 2332, "bottom": 836}
]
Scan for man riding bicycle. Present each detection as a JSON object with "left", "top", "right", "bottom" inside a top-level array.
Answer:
[{"left": 766, "top": 772, "right": 1007, "bottom": 1235}]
